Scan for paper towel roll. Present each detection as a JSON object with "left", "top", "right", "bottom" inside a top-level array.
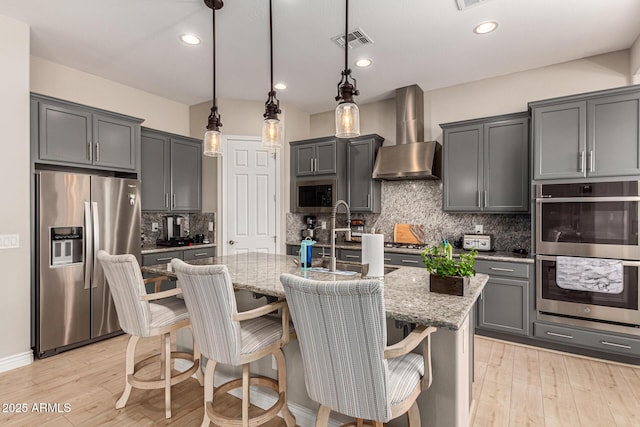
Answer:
[{"left": 362, "top": 233, "right": 384, "bottom": 278}]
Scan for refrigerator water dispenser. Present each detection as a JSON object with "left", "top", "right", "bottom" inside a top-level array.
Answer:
[{"left": 50, "top": 227, "right": 83, "bottom": 266}]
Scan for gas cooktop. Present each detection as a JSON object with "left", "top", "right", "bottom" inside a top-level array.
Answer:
[{"left": 384, "top": 242, "right": 427, "bottom": 250}]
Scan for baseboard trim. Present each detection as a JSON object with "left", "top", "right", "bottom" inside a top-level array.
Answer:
[
  {"left": 175, "top": 359, "right": 341, "bottom": 427},
  {"left": 0, "top": 350, "right": 33, "bottom": 373}
]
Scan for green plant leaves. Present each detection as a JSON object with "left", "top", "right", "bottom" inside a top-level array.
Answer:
[{"left": 421, "top": 245, "right": 477, "bottom": 277}]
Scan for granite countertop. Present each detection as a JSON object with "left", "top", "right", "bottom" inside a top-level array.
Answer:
[
  {"left": 285, "top": 240, "right": 533, "bottom": 264},
  {"left": 142, "top": 252, "right": 488, "bottom": 330},
  {"left": 142, "top": 242, "right": 217, "bottom": 255}
]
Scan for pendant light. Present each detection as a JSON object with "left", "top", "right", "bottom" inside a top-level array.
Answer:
[
  {"left": 261, "top": 0, "right": 283, "bottom": 150},
  {"left": 203, "top": 0, "right": 224, "bottom": 157},
  {"left": 335, "top": 0, "right": 360, "bottom": 138}
]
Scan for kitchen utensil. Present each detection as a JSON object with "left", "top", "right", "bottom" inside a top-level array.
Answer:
[{"left": 393, "top": 224, "right": 425, "bottom": 244}]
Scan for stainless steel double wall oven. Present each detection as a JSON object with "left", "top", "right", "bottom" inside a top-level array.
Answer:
[{"left": 536, "top": 181, "right": 640, "bottom": 334}]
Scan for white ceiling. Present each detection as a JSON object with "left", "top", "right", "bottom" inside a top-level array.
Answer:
[{"left": 1, "top": 0, "right": 639, "bottom": 114}]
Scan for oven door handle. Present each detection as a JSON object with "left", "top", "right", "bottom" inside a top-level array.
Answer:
[
  {"left": 536, "top": 254, "right": 640, "bottom": 267},
  {"left": 536, "top": 196, "right": 640, "bottom": 203}
]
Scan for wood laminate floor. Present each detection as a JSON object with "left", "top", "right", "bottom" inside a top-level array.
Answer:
[{"left": 0, "top": 334, "right": 638, "bottom": 426}]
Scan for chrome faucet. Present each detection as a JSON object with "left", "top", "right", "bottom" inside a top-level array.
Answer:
[{"left": 329, "top": 200, "right": 351, "bottom": 272}]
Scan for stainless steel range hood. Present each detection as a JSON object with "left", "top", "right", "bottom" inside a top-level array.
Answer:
[{"left": 372, "top": 85, "right": 441, "bottom": 180}]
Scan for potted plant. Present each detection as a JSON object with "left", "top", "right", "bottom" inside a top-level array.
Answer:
[{"left": 421, "top": 241, "right": 477, "bottom": 296}]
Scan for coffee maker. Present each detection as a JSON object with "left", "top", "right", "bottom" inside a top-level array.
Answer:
[
  {"left": 301, "top": 215, "right": 317, "bottom": 239},
  {"left": 163, "top": 215, "right": 185, "bottom": 240}
]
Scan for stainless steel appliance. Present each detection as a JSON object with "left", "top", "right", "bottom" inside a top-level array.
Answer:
[
  {"left": 300, "top": 215, "right": 317, "bottom": 239},
  {"left": 535, "top": 181, "right": 640, "bottom": 334},
  {"left": 462, "top": 234, "right": 493, "bottom": 251},
  {"left": 294, "top": 179, "right": 336, "bottom": 213},
  {"left": 536, "top": 181, "right": 640, "bottom": 259},
  {"left": 34, "top": 171, "right": 141, "bottom": 357},
  {"left": 163, "top": 215, "right": 185, "bottom": 240}
]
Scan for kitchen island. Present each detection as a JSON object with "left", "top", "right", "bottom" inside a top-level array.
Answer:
[{"left": 143, "top": 252, "right": 489, "bottom": 427}]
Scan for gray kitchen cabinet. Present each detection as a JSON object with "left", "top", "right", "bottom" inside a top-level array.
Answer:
[
  {"left": 475, "top": 260, "right": 531, "bottom": 336},
  {"left": 441, "top": 113, "right": 529, "bottom": 213},
  {"left": 383, "top": 252, "right": 423, "bottom": 267},
  {"left": 183, "top": 246, "right": 216, "bottom": 260},
  {"left": 32, "top": 94, "right": 142, "bottom": 172},
  {"left": 534, "top": 322, "right": 640, "bottom": 357},
  {"left": 531, "top": 86, "right": 640, "bottom": 180},
  {"left": 347, "top": 134, "right": 383, "bottom": 213},
  {"left": 141, "top": 127, "right": 202, "bottom": 212},
  {"left": 339, "top": 248, "right": 362, "bottom": 262},
  {"left": 291, "top": 137, "right": 337, "bottom": 176}
]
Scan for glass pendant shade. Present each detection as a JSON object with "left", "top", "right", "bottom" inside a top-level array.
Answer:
[
  {"left": 335, "top": 102, "right": 360, "bottom": 138},
  {"left": 203, "top": 129, "right": 222, "bottom": 157},
  {"left": 262, "top": 118, "right": 283, "bottom": 150}
]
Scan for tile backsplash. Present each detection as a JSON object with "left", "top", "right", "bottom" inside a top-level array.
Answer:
[
  {"left": 141, "top": 212, "right": 215, "bottom": 247},
  {"left": 287, "top": 180, "right": 531, "bottom": 252}
]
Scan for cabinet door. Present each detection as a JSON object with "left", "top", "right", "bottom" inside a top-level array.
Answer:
[
  {"left": 141, "top": 131, "right": 171, "bottom": 211},
  {"left": 315, "top": 140, "right": 337, "bottom": 174},
  {"left": 477, "top": 277, "right": 529, "bottom": 336},
  {"left": 170, "top": 138, "right": 202, "bottom": 211},
  {"left": 294, "top": 144, "right": 316, "bottom": 176},
  {"left": 347, "top": 139, "right": 374, "bottom": 211},
  {"left": 38, "top": 101, "right": 92, "bottom": 166},
  {"left": 484, "top": 118, "right": 529, "bottom": 212},
  {"left": 92, "top": 114, "right": 137, "bottom": 170},
  {"left": 588, "top": 92, "right": 640, "bottom": 177},
  {"left": 533, "top": 101, "right": 586, "bottom": 179},
  {"left": 443, "top": 124, "right": 483, "bottom": 211}
]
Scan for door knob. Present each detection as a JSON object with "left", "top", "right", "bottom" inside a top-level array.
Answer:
[{"left": 228, "top": 240, "right": 237, "bottom": 245}]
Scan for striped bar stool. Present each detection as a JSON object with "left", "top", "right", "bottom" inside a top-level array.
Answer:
[
  {"left": 171, "top": 259, "right": 296, "bottom": 427},
  {"left": 97, "top": 251, "right": 202, "bottom": 419},
  {"left": 280, "top": 273, "right": 436, "bottom": 427}
]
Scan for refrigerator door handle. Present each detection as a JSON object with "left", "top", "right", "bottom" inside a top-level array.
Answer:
[
  {"left": 91, "top": 201, "right": 100, "bottom": 289},
  {"left": 84, "top": 201, "right": 93, "bottom": 290}
]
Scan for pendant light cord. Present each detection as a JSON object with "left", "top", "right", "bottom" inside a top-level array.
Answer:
[
  {"left": 344, "top": 0, "right": 349, "bottom": 73},
  {"left": 212, "top": 5, "right": 216, "bottom": 107},
  {"left": 269, "top": 0, "right": 274, "bottom": 93}
]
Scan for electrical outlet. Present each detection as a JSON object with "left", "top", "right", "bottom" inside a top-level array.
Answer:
[
  {"left": 320, "top": 221, "right": 327, "bottom": 230},
  {"left": 475, "top": 225, "right": 483, "bottom": 234},
  {"left": 151, "top": 222, "right": 159, "bottom": 232},
  {"left": 208, "top": 222, "right": 214, "bottom": 231}
]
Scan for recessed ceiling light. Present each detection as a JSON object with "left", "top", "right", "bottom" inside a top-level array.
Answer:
[
  {"left": 473, "top": 21, "right": 498, "bottom": 34},
  {"left": 274, "top": 82, "right": 287, "bottom": 90},
  {"left": 180, "top": 34, "right": 201, "bottom": 45},
  {"left": 355, "top": 58, "right": 372, "bottom": 68}
]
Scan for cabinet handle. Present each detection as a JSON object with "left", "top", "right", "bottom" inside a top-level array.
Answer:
[
  {"left": 88, "top": 142, "right": 93, "bottom": 161},
  {"left": 156, "top": 257, "right": 172, "bottom": 262},
  {"left": 601, "top": 341, "right": 631, "bottom": 349},
  {"left": 483, "top": 190, "right": 487, "bottom": 208},
  {"left": 401, "top": 259, "right": 420, "bottom": 264},
  {"left": 546, "top": 331, "right": 574, "bottom": 339},
  {"left": 588, "top": 150, "right": 594, "bottom": 173},
  {"left": 310, "top": 158, "right": 314, "bottom": 172},
  {"left": 314, "top": 158, "right": 318, "bottom": 172},
  {"left": 477, "top": 190, "right": 482, "bottom": 208},
  {"left": 165, "top": 193, "right": 169, "bottom": 209},
  {"left": 96, "top": 142, "right": 100, "bottom": 162},
  {"left": 193, "top": 252, "right": 209, "bottom": 257},
  {"left": 172, "top": 194, "right": 176, "bottom": 209},
  {"left": 490, "top": 267, "right": 514, "bottom": 272},
  {"left": 579, "top": 152, "right": 585, "bottom": 173},
  {"left": 384, "top": 258, "right": 391, "bottom": 262},
  {"left": 367, "top": 193, "right": 371, "bottom": 208},
  {"left": 345, "top": 254, "right": 360, "bottom": 259}
]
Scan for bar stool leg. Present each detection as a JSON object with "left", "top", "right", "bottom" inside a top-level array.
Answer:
[
  {"left": 116, "top": 335, "right": 139, "bottom": 409},
  {"left": 316, "top": 405, "right": 331, "bottom": 427},
  {"left": 164, "top": 332, "right": 172, "bottom": 419},
  {"left": 274, "top": 349, "right": 296, "bottom": 426},
  {"left": 242, "top": 364, "right": 250, "bottom": 427},
  {"left": 201, "top": 360, "right": 216, "bottom": 427},
  {"left": 160, "top": 333, "right": 167, "bottom": 380},
  {"left": 407, "top": 401, "right": 421, "bottom": 426}
]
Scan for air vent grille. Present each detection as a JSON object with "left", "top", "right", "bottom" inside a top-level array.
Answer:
[
  {"left": 331, "top": 27, "right": 373, "bottom": 49},
  {"left": 455, "top": 0, "right": 492, "bottom": 10}
]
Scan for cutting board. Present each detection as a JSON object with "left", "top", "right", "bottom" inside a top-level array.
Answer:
[{"left": 393, "top": 224, "right": 425, "bottom": 244}]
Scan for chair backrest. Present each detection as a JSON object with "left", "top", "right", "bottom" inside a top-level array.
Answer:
[
  {"left": 279, "top": 273, "right": 391, "bottom": 422},
  {"left": 97, "top": 250, "right": 151, "bottom": 337},
  {"left": 171, "top": 259, "right": 242, "bottom": 365}
]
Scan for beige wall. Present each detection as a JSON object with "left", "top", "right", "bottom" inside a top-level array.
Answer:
[
  {"left": 310, "top": 50, "right": 632, "bottom": 142},
  {"left": 0, "top": 15, "right": 31, "bottom": 364},
  {"left": 31, "top": 56, "right": 190, "bottom": 135},
  {"left": 190, "top": 99, "right": 310, "bottom": 252}
]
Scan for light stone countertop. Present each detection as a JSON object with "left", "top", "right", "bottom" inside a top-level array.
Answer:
[
  {"left": 286, "top": 240, "right": 534, "bottom": 264},
  {"left": 141, "top": 243, "right": 217, "bottom": 255},
  {"left": 142, "top": 252, "right": 488, "bottom": 330}
]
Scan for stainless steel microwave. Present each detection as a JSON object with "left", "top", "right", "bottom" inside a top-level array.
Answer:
[{"left": 294, "top": 179, "right": 336, "bottom": 213}]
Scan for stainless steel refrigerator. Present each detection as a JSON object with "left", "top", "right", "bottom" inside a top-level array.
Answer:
[{"left": 34, "top": 171, "right": 141, "bottom": 358}]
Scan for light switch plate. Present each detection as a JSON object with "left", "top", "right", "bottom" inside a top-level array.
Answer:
[
  {"left": 208, "top": 222, "right": 214, "bottom": 231},
  {"left": 0, "top": 234, "right": 19, "bottom": 249}
]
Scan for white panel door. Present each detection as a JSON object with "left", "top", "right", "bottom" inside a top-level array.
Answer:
[{"left": 225, "top": 137, "right": 278, "bottom": 255}]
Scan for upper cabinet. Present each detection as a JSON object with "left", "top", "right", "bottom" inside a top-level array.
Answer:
[
  {"left": 347, "top": 134, "right": 383, "bottom": 213},
  {"left": 291, "top": 137, "right": 337, "bottom": 176},
  {"left": 141, "top": 128, "right": 202, "bottom": 212},
  {"left": 441, "top": 113, "right": 529, "bottom": 213},
  {"left": 31, "top": 94, "right": 142, "bottom": 173},
  {"left": 531, "top": 86, "right": 640, "bottom": 180}
]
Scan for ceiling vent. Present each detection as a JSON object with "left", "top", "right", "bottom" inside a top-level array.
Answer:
[
  {"left": 455, "top": 0, "right": 493, "bottom": 10},
  {"left": 331, "top": 28, "right": 373, "bottom": 49}
]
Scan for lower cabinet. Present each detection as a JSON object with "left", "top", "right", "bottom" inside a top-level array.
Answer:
[
  {"left": 142, "top": 246, "right": 216, "bottom": 291},
  {"left": 475, "top": 260, "right": 531, "bottom": 337},
  {"left": 535, "top": 322, "right": 640, "bottom": 357}
]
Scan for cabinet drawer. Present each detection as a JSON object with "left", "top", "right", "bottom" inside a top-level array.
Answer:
[
  {"left": 142, "top": 250, "right": 183, "bottom": 266},
  {"left": 384, "top": 252, "right": 423, "bottom": 267},
  {"left": 339, "top": 248, "right": 362, "bottom": 262},
  {"left": 474, "top": 260, "right": 530, "bottom": 279},
  {"left": 534, "top": 322, "right": 640, "bottom": 356},
  {"left": 183, "top": 247, "right": 215, "bottom": 261}
]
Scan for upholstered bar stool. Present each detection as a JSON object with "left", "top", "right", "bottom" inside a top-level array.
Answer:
[
  {"left": 280, "top": 273, "right": 436, "bottom": 427},
  {"left": 171, "top": 258, "right": 296, "bottom": 427},
  {"left": 97, "top": 251, "right": 202, "bottom": 419}
]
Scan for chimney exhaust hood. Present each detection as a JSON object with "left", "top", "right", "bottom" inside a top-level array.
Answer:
[{"left": 372, "top": 85, "right": 441, "bottom": 180}]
